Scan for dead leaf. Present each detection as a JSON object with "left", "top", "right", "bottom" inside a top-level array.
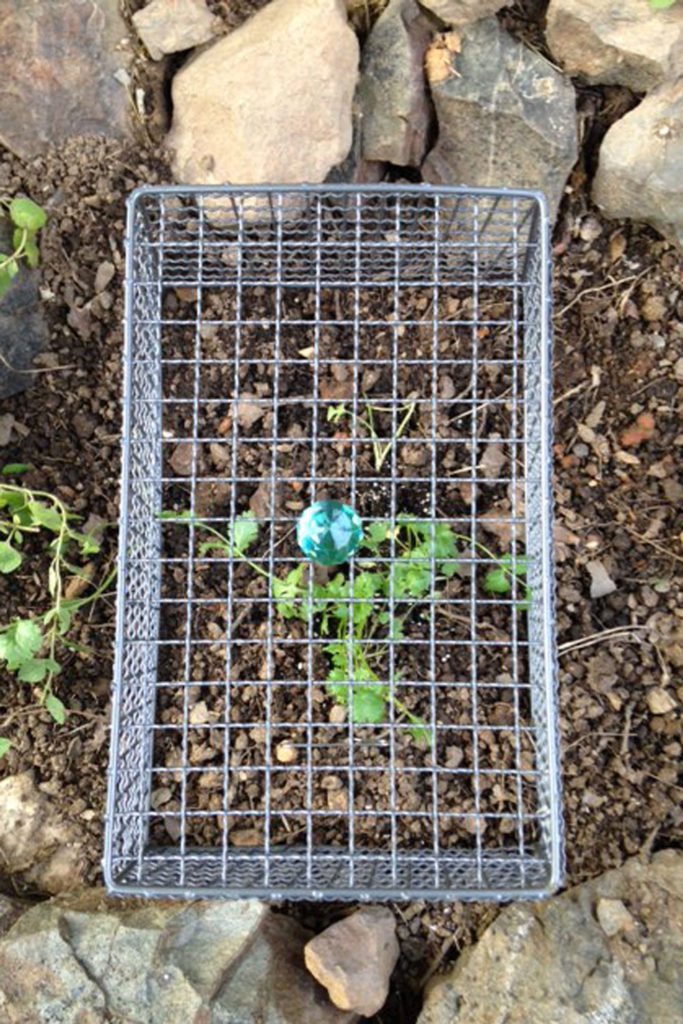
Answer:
[
  {"left": 425, "top": 31, "right": 461, "bottom": 85},
  {"left": 64, "top": 563, "right": 95, "bottom": 601},
  {"left": 608, "top": 232, "right": 626, "bottom": 262},
  {"left": 585, "top": 400, "right": 606, "bottom": 430}
]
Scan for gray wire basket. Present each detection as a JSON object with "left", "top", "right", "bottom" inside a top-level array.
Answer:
[{"left": 105, "top": 184, "right": 562, "bottom": 901}]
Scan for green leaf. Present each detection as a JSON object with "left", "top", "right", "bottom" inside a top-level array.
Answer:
[
  {"left": 15, "top": 619, "right": 43, "bottom": 656},
  {"left": 78, "top": 533, "right": 101, "bottom": 556},
  {"left": 0, "top": 541, "right": 22, "bottom": 573},
  {"left": 24, "top": 239, "right": 40, "bottom": 269},
  {"left": 9, "top": 197, "right": 47, "bottom": 232},
  {"left": 27, "top": 500, "right": 63, "bottom": 532},
  {"left": 350, "top": 687, "right": 387, "bottom": 724},
  {"left": 0, "top": 619, "right": 44, "bottom": 670},
  {"left": 197, "top": 538, "right": 230, "bottom": 557},
  {"left": 12, "top": 227, "right": 27, "bottom": 251},
  {"left": 232, "top": 512, "right": 258, "bottom": 554},
  {"left": 483, "top": 566, "right": 511, "bottom": 594},
  {"left": 44, "top": 693, "right": 66, "bottom": 725},
  {"left": 327, "top": 403, "right": 348, "bottom": 424},
  {"left": 363, "top": 521, "right": 392, "bottom": 553},
  {"left": 0, "top": 737, "right": 10, "bottom": 759},
  {"left": 649, "top": 0, "right": 676, "bottom": 9},
  {"left": 17, "top": 656, "right": 60, "bottom": 683},
  {"left": 1, "top": 463, "right": 31, "bottom": 476}
]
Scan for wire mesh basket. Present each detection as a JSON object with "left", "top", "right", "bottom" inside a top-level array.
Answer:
[{"left": 105, "top": 184, "right": 562, "bottom": 900}]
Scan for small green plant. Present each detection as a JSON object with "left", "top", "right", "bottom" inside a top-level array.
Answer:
[
  {"left": 0, "top": 467, "right": 115, "bottom": 756},
  {"left": 327, "top": 399, "right": 416, "bottom": 471},
  {"left": 649, "top": 0, "right": 676, "bottom": 10},
  {"left": 0, "top": 196, "right": 47, "bottom": 301},
  {"left": 164, "top": 509, "right": 531, "bottom": 746}
]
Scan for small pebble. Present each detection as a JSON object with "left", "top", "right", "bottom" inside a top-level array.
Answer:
[{"left": 275, "top": 740, "right": 298, "bottom": 764}]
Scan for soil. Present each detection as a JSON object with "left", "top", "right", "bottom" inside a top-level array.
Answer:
[{"left": 1, "top": 3, "right": 681, "bottom": 1024}]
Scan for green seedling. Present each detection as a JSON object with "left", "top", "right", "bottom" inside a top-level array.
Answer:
[
  {"left": 0, "top": 196, "right": 48, "bottom": 301},
  {"left": 165, "top": 509, "right": 532, "bottom": 746},
  {"left": 649, "top": 0, "right": 676, "bottom": 10},
  {"left": 0, "top": 469, "right": 115, "bottom": 756},
  {"left": 327, "top": 399, "right": 416, "bottom": 471}
]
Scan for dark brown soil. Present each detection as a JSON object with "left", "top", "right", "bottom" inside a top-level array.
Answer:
[{"left": 1, "top": 4, "right": 681, "bottom": 1024}]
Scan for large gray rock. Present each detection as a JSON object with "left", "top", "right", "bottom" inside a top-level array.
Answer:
[
  {"left": 167, "top": 0, "right": 359, "bottom": 189},
  {"left": 0, "top": 0, "right": 132, "bottom": 159},
  {"left": 593, "top": 79, "right": 683, "bottom": 247},
  {"left": 0, "top": 891, "right": 357, "bottom": 1024},
  {"left": 546, "top": 0, "right": 683, "bottom": 94},
  {"left": 0, "top": 773, "right": 87, "bottom": 894},
  {"left": 358, "top": 0, "right": 434, "bottom": 166},
  {"left": 418, "top": 850, "right": 683, "bottom": 1024},
  {"left": 133, "top": 0, "right": 220, "bottom": 61},
  {"left": 418, "top": 0, "right": 506, "bottom": 25},
  {"left": 422, "top": 17, "right": 578, "bottom": 220}
]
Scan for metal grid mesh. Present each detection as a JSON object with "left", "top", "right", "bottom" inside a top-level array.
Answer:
[{"left": 105, "top": 184, "right": 562, "bottom": 900}]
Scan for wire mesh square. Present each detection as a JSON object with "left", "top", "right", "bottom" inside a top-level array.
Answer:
[{"left": 105, "top": 184, "right": 562, "bottom": 900}]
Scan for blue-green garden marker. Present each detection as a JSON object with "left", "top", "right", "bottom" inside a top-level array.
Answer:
[{"left": 296, "top": 500, "right": 363, "bottom": 567}]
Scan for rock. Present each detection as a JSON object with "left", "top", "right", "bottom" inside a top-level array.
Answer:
[
  {"left": 167, "top": 0, "right": 359, "bottom": 199},
  {"left": 214, "top": 914, "right": 358, "bottom": 1024},
  {"left": 0, "top": 0, "right": 132, "bottom": 159},
  {"left": 595, "top": 897, "right": 636, "bottom": 937},
  {"left": 646, "top": 687, "right": 677, "bottom": 715},
  {"left": 0, "top": 773, "right": 87, "bottom": 894},
  {"left": 305, "top": 907, "right": 399, "bottom": 1017},
  {"left": 418, "top": 850, "right": 683, "bottom": 1024},
  {"left": 0, "top": 220, "right": 49, "bottom": 398},
  {"left": 0, "top": 896, "right": 25, "bottom": 939},
  {"left": 133, "top": 0, "right": 220, "bottom": 61},
  {"left": 0, "top": 892, "right": 356, "bottom": 1024},
  {"left": 546, "top": 0, "right": 683, "bottom": 93},
  {"left": 94, "top": 260, "right": 116, "bottom": 294},
  {"left": 422, "top": 17, "right": 577, "bottom": 221},
  {"left": 357, "top": 0, "right": 434, "bottom": 166},
  {"left": 586, "top": 558, "right": 617, "bottom": 598},
  {"left": 418, "top": 0, "right": 506, "bottom": 25},
  {"left": 592, "top": 80, "right": 683, "bottom": 247}
]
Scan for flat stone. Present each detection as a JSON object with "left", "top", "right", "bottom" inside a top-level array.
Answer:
[
  {"left": 418, "top": 0, "right": 506, "bottom": 25},
  {"left": 0, "top": 773, "right": 87, "bottom": 894},
  {"left": 0, "top": 219, "right": 49, "bottom": 399},
  {"left": 304, "top": 907, "right": 399, "bottom": 1017},
  {"left": 422, "top": 17, "right": 577, "bottom": 221},
  {"left": 167, "top": 0, "right": 359, "bottom": 196},
  {"left": 0, "top": 893, "right": 356, "bottom": 1024},
  {"left": 418, "top": 850, "right": 683, "bottom": 1024},
  {"left": 0, "top": 0, "right": 132, "bottom": 159},
  {"left": 133, "top": 0, "right": 220, "bottom": 61},
  {"left": 358, "top": 0, "right": 434, "bottom": 166},
  {"left": 546, "top": 0, "right": 683, "bottom": 93},
  {"left": 593, "top": 80, "right": 683, "bottom": 247},
  {"left": 214, "top": 913, "right": 358, "bottom": 1024}
]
